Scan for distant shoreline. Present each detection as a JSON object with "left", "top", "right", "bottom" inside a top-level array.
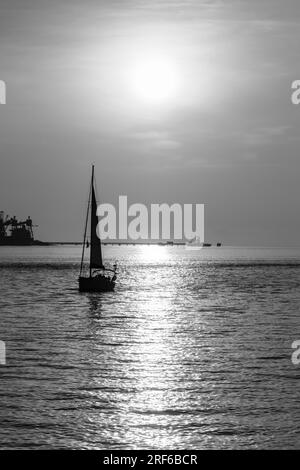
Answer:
[{"left": 41, "top": 241, "right": 188, "bottom": 246}]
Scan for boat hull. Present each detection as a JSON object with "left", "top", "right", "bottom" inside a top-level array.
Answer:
[{"left": 78, "top": 276, "right": 115, "bottom": 292}]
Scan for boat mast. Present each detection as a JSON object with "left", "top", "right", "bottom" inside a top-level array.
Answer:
[
  {"left": 89, "top": 165, "right": 95, "bottom": 278},
  {"left": 79, "top": 167, "right": 92, "bottom": 277}
]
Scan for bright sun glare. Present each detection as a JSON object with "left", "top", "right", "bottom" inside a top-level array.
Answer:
[{"left": 130, "top": 56, "right": 180, "bottom": 105}]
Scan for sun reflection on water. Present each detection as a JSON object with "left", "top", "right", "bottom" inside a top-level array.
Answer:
[
  {"left": 137, "top": 245, "right": 169, "bottom": 263},
  {"left": 125, "top": 290, "right": 182, "bottom": 448}
]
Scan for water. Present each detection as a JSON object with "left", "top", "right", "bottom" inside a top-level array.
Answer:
[{"left": 0, "top": 245, "right": 300, "bottom": 449}]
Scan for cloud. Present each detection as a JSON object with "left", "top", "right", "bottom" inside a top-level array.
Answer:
[{"left": 130, "top": 130, "right": 181, "bottom": 155}]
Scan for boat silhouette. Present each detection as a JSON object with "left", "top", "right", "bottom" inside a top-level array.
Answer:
[{"left": 78, "top": 166, "right": 117, "bottom": 292}]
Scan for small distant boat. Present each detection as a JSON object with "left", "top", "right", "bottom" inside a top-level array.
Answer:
[
  {"left": 186, "top": 236, "right": 208, "bottom": 247},
  {"left": 78, "top": 165, "right": 117, "bottom": 292}
]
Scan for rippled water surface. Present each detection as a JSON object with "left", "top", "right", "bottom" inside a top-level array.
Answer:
[{"left": 0, "top": 245, "right": 300, "bottom": 449}]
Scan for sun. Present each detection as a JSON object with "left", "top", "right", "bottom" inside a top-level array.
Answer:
[{"left": 130, "top": 55, "right": 181, "bottom": 105}]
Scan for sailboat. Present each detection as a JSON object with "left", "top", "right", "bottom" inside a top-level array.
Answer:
[{"left": 78, "top": 165, "right": 117, "bottom": 292}]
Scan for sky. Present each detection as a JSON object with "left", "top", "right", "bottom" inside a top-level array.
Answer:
[{"left": 0, "top": 0, "right": 300, "bottom": 245}]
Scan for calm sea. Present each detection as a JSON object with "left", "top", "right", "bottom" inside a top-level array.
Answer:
[{"left": 0, "top": 245, "right": 299, "bottom": 449}]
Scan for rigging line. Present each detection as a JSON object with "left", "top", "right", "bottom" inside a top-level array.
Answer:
[{"left": 79, "top": 168, "right": 92, "bottom": 277}]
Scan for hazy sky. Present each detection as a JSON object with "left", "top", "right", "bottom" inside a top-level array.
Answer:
[{"left": 0, "top": 0, "right": 299, "bottom": 244}]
